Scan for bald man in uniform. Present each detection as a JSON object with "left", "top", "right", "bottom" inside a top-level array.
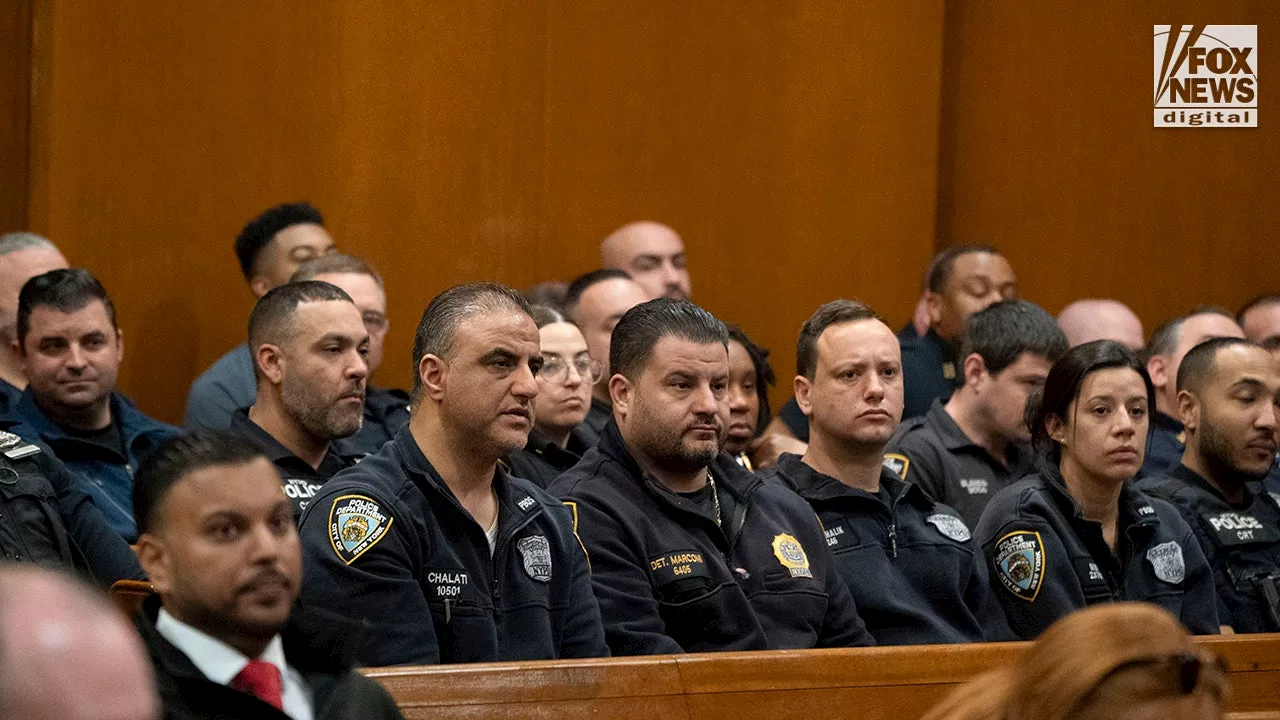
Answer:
[
  {"left": 1057, "top": 299, "right": 1145, "bottom": 350},
  {"left": 0, "top": 566, "right": 159, "bottom": 720},
  {"left": 600, "top": 221, "right": 691, "bottom": 300}
]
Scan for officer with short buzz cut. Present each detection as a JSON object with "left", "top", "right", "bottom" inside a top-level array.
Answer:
[
  {"left": 550, "top": 298, "right": 872, "bottom": 655},
  {"left": 0, "top": 424, "right": 144, "bottom": 587},
  {"left": 297, "top": 282, "right": 607, "bottom": 666},
  {"left": 1138, "top": 337, "right": 1280, "bottom": 632}
]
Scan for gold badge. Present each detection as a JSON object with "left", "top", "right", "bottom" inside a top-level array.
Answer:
[
  {"left": 942, "top": 361, "right": 957, "bottom": 380},
  {"left": 771, "top": 533, "right": 812, "bottom": 579}
]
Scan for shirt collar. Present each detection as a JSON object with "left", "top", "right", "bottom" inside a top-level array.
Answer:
[{"left": 155, "top": 608, "right": 286, "bottom": 686}]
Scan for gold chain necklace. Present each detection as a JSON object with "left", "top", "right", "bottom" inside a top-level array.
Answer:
[{"left": 707, "top": 470, "right": 722, "bottom": 529}]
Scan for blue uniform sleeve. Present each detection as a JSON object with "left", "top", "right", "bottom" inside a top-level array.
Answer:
[
  {"left": 885, "top": 431, "right": 946, "bottom": 504},
  {"left": 1174, "top": 524, "right": 1222, "bottom": 635},
  {"left": 182, "top": 375, "right": 241, "bottom": 431},
  {"left": 45, "top": 454, "right": 145, "bottom": 586},
  {"left": 549, "top": 502, "right": 610, "bottom": 658},
  {"left": 979, "top": 519, "right": 1081, "bottom": 640},
  {"left": 561, "top": 493, "right": 685, "bottom": 656},
  {"left": 297, "top": 490, "right": 440, "bottom": 666},
  {"left": 965, "top": 542, "right": 1014, "bottom": 642}
]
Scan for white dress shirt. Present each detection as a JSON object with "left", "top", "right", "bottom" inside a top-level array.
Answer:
[{"left": 156, "top": 608, "right": 315, "bottom": 720}]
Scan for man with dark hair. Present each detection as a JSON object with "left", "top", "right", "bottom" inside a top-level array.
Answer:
[
  {"left": 0, "top": 232, "right": 68, "bottom": 414},
  {"left": 132, "top": 431, "right": 404, "bottom": 719},
  {"left": 0, "top": 565, "right": 159, "bottom": 720},
  {"left": 563, "top": 269, "right": 649, "bottom": 443},
  {"left": 773, "top": 245, "right": 1017, "bottom": 441},
  {"left": 290, "top": 254, "right": 408, "bottom": 455},
  {"left": 227, "top": 281, "right": 369, "bottom": 520},
  {"left": 1142, "top": 308, "right": 1245, "bottom": 476},
  {"left": 550, "top": 298, "right": 871, "bottom": 655},
  {"left": 184, "top": 202, "right": 337, "bottom": 432},
  {"left": 1138, "top": 338, "right": 1280, "bottom": 632},
  {"left": 887, "top": 300, "right": 1068, "bottom": 526},
  {"left": 763, "top": 300, "right": 1009, "bottom": 645},
  {"left": 297, "top": 282, "right": 607, "bottom": 666},
  {"left": 8, "top": 268, "right": 177, "bottom": 540},
  {"left": 1238, "top": 293, "right": 1280, "bottom": 359},
  {"left": 599, "top": 221, "right": 692, "bottom": 300}
]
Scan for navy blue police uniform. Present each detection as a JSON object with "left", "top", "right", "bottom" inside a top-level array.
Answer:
[
  {"left": 548, "top": 420, "right": 873, "bottom": 656},
  {"left": 886, "top": 399, "right": 1033, "bottom": 528},
  {"left": 297, "top": 426, "right": 609, "bottom": 666},
  {"left": 975, "top": 465, "right": 1220, "bottom": 639},
  {"left": 227, "top": 409, "right": 362, "bottom": 521},
  {"left": 348, "top": 386, "right": 411, "bottom": 456},
  {"left": 1139, "top": 464, "right": 1280, "bottom": 633},
  {"left": 0, "top": 424, "right": 144, "bottom": 587},
  {"left": 1141, "top": 411, "right": 1186, "bottom": 477},
  {"left": 764, "top": 453, "right": 1010, "bottom": 644},
  {"left": 503, "top": 427, "right": 590, "bottom": 490}
]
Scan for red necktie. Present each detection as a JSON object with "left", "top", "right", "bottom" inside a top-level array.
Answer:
[{"left": 231, "top": 659, "right": 283, "bottom": 711}]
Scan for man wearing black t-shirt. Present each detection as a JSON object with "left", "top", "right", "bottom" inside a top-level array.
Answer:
[{"left": 227, "top": 281, "right": 369, "bottom": 519}]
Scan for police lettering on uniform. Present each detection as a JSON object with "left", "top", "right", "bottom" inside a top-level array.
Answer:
[
  {"left": 550, "top": 298, "right": 872, "bottom": 655},
  {"left": 975, "top": 341, "right": 1220, "bottom": 639},
  {"left": 289, "top": 253, "right": 411, "bottom": 456},
  {"left": 0, "top": 424, "right": 143, "bottom": 587},
  {"left": 1140, "top": 309, "right": 1245, "bottom": 476},
  {"left": 887, "top": 300, "right": 1068, "bottom": 527},
  {"left": 226, "top": 281, "right": 369, "bottom": 520},
  {"left": 297, "top": 283, "right": 607, "bottom": 666},
  {"left": 1137, "top": 338, "right": 1280, "bottom": 632},
  {"left": 762, "top": 300, "right": 1008, "bottom": 645}
]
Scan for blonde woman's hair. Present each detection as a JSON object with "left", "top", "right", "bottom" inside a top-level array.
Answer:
[{"left": 922, "top": 603, "right": 1228, "bottom": 720}]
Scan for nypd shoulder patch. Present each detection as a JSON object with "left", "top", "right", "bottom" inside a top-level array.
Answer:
[
  {"left": 771, "top": 533, "right": 813, "bottom": 579},
  {"left": 993, "top": 530, "right": 1046, "bottom": 602},
  {"left": 517, "top": 535, "right": 553, "bottom": 582},
  {"left": 329, "top": 494, "right": 394, "bottom": 565},
  {"left": 1146, "top": 541, "right": 1185, "bottom": 585},
  {"left": 882, "top": 453, "right": 910, "bottom": 480},
  {"left": 926, "top": 513, "right": 971, "bottom": 542}
]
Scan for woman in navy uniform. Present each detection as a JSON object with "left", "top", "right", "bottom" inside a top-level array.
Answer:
[{"left": 975, "top": 341, "right": 1220, "bottom": 638}]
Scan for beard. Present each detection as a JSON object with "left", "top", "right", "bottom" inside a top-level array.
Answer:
[
  {"left": 281, "top": 375, "right": 364, "bottom": 441},
  {"left": 1198, "top": 419, "right": 1270, "bottom": 482},
  {"left": 630, "top": 397, "right": 725, "bottom": 474}
]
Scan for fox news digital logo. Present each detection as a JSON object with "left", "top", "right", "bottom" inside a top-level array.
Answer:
[{"left": 1154, "top": 25, "right": 1257, "bottom": 128}]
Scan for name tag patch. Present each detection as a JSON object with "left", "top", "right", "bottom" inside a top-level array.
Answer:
[
  {"left": 1204, "top": 512, "right": 1278, "bottom": 546},
  {"left": 0, "top": 431, "right": 40, "bottom": 460},
  {"left": 427, "top": 570, "right": 470, "bottom": 598},
  {"left": 1146, "top": 541, "right": 1186, "bottom": 585},
  {"left": 649, "top": 550, "right": 711, "bottom": 586},
  {"left": 329, "top": 495, "right": 394, "bottom": 565},
  {"left": 994, "top": 530, "right": 1045, "bottom": 602},
  {"left": 283, "top": 477, "right": 323, "bottom": 512},
  {"left": 960, "top": 478, "right": 989, "bottom": 495},
  {"left": 824, "top": 523, "right": 849, "bottom": 549},
  {"left": 926, "top": 514, "right": 971, "bottom": 542}
]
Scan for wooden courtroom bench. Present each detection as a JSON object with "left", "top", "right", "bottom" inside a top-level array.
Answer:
[{"left": 364, "top": 634, "right": 1280, "bottom": 720}]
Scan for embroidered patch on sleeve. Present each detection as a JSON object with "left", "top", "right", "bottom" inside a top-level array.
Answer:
[
  {"left": 994, "top": 530, "right": 1045, "bottom": 602},
  {"left": 771, "top": 533, "right": 813, "bottom": 579},
  {"left": 1146, "top": 541, "right": 1186, "bottom": 584},
  {"left": 926, "top": 513, "right": 972, "bottom": 542},
  {"left": 882, "top": 453, "right": 910, "bottom": 480},
  {"left": 329, "top": 494, "right": 394, "bottom": 565}
]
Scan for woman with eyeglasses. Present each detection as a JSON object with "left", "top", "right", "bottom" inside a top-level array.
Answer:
[
  {"left": 503, "top": 306, "right": 601, "bottom": 488},
  {"left": 974, "top": 340, "right": 1220, "bottom": 639},
  {"left": 922, "top": 602, "right": 1229, "bottom": 720}
]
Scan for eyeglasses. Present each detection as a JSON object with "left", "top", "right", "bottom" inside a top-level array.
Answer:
[
  {"left": 1078, "top": 651, "right": 1227, "bottom": 708},
  {"left": 539, "top": 356, "right": 602, "bottom": 385}
]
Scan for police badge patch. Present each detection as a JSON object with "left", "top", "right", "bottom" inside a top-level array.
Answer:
[
  {"left": 517, "top": 535, "right": 553, "bottom": 582},
  {"left": 328, "top": 495, "right": 393, "bottom": 565},
  {"left": 1146, "top": 541, "right": 1185, "bottom": 584},
  {"left": 882, "top": 453, "right": 910, "bottom": 480},
  {"left": 926, "top": 514, "right": 971, "bottom": 542},
  {"left": 994, "top": 530, "right": 1045, "bottom": 602},
  {"left": 771, "top": 533, "right": 813, "bottom": 579}
]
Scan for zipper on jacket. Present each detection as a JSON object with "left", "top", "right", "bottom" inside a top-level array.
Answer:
[
  {"left": 888, "top": 521, "right": 898, "bottom": 558},
  {"left": 444, "top": 598, "right": 452, "bottom": 623}
]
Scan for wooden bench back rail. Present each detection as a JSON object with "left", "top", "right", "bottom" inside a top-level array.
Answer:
[{"left": 363, "top": 634, "right": 1280, "bottom": 720}]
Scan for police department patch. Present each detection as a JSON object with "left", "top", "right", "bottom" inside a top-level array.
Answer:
[
  {"left": 994, "top": 530, "right": 1045, "bottom": 602},
  {"left": 518, "top": 535, "right": 553, "bottom": 582},
  {"left": 1146, "top": 541, "right": 1185, "bottom": 584},
  {"left": 882, "top": 453, "right": 910, "bottom": 480},
  {"left": 926, "top": 514, "right": 971, "bottom": 542},
  {"left": 771, "top": 533, "right": 812, "bottom": 579},
  {"left": 328, "top": 495, "right": 393, "bottom": 565}
]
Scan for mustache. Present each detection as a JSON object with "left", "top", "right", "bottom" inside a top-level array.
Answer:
[{"left": 235, "top": 567, "right": 292, "bottom": 595}]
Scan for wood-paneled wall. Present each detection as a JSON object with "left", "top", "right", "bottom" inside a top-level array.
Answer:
[
  {"left": 937, "top": 1, "right": 1280, "bottom": 329},
  {"left": 7, "top": 2, "right": 1276, "bottom": 424},
  {"left": 20, "top": 1, "right": 943, "bottom": 423}
]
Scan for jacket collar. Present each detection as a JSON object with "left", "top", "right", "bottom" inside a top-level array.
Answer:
[
  {"left": 596, "top": 417, "right": 762, "bottom": 501},
  {"left": 1167, "top": 462, "right": 1258, "bottom": 509},
  {"left": 229, "top": 408, "right": 360, "bottom": 474},
  {"left": 774, "top": 452, "right": 931, "bottom": 510},
  {"left": 15, "top": 389, "right": 170, "bottom": 455},
  {"left": 1041, "top": 464, "right": 1159, "bottom": 540}
]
